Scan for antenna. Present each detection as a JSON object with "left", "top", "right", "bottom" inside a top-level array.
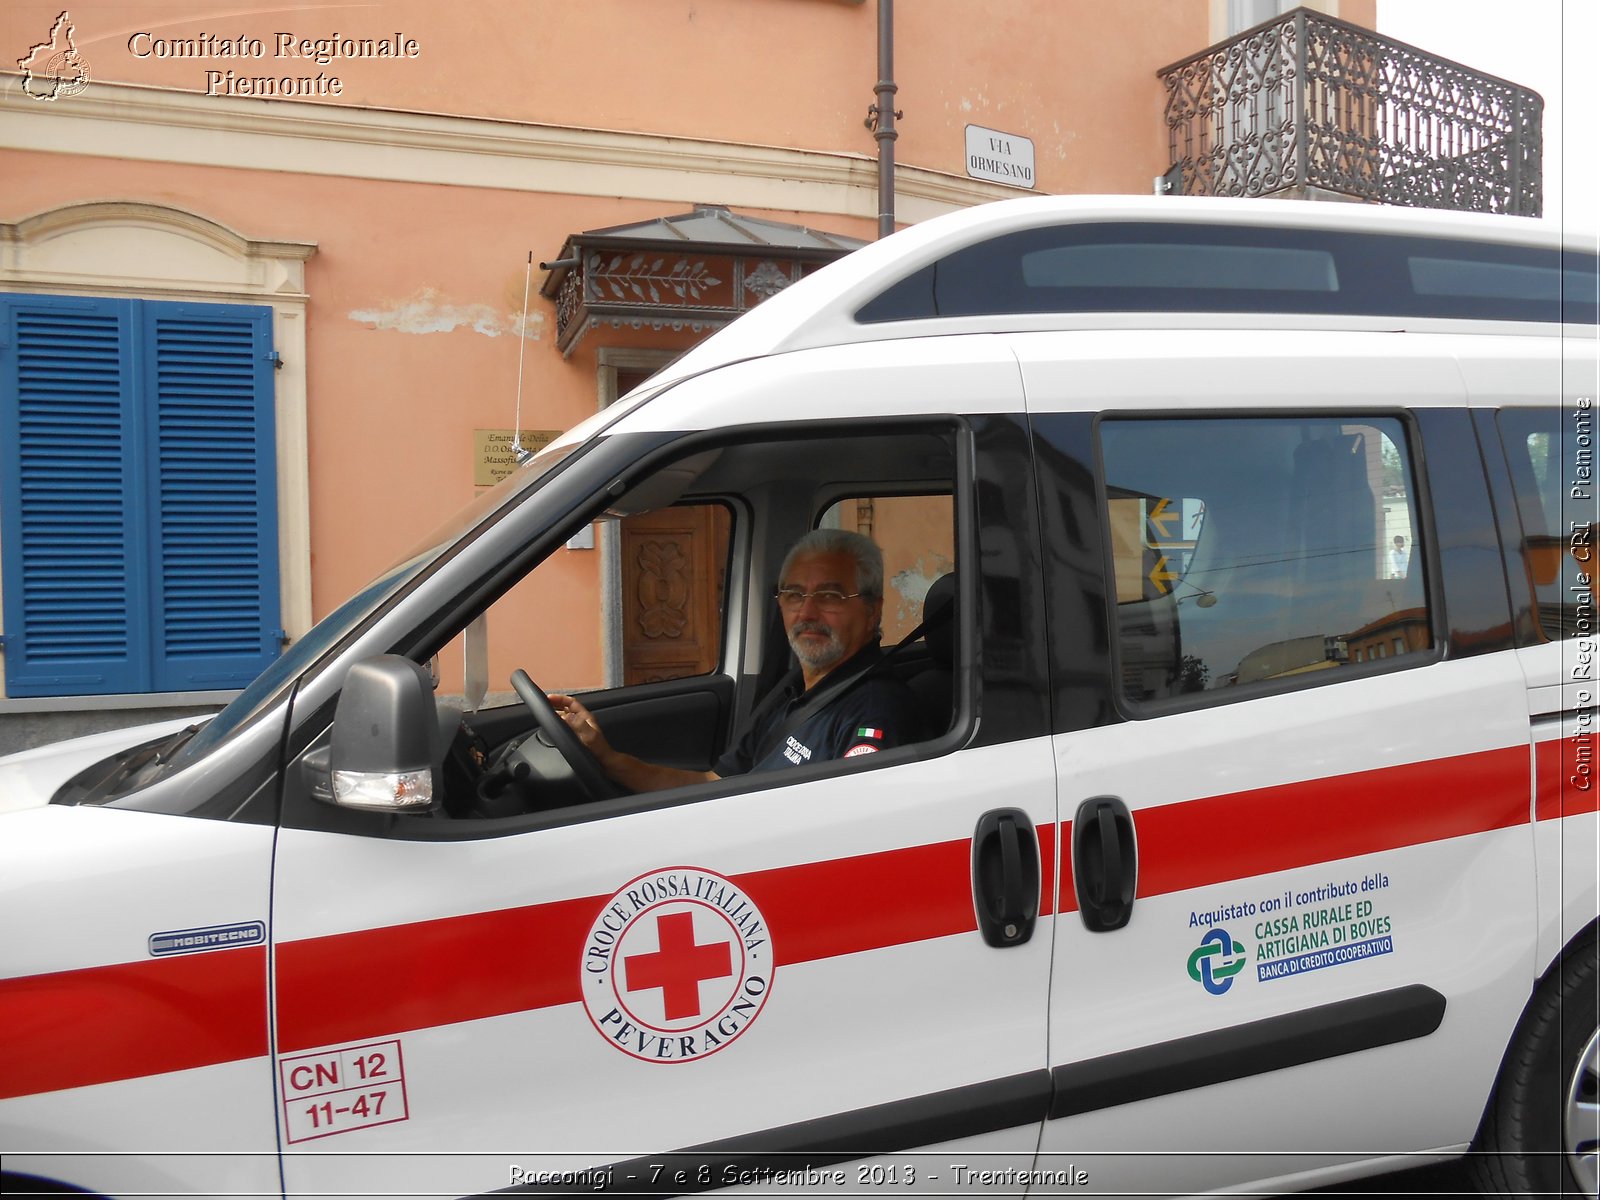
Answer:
[{"left": 512, "top": 250, "right": 534, "bottom": 464}]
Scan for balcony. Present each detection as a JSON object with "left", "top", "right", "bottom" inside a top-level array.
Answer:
[
  {"left": 539, "top": 206, "right": 865, "bottom": 357},
  {"left": 1157, "top": 7, "right": 1542, "bottom": 216}
]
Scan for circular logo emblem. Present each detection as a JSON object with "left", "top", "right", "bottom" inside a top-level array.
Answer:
[
  {"left": 580, "top": 867, "right": 772, "bottom": 1063},
  {"left": 46, "top": 51, "right": 91, "bottom": 98}
]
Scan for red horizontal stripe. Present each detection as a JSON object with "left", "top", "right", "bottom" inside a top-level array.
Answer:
[
  {"left": 1536, "top": 732, "right": 1600, "bottom": 821},
  {"left": 750, "top": 839, "right": 975, "bottom": 967},
  {"left": 1057, "top": 817, "right": 1079, "bottom": 915},
  {"left": 276, "top": 896, "right": 598, "bottom": 1053},
  {"left": 277, "top": 840, "right": 984, "bottom": 1053},
  {"left": 0, "top": 947, "right": 267, "bottom": 1100},
  {"left": 1057, "top": 744, "right": 1530, "bottom": 911},
  {"left": 1037, "top": 822, "right": 1057, "bottom": 918}
]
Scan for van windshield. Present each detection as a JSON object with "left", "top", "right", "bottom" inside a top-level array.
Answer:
[{"left": 171, "top": 442, "right": 579, "bottom": 766}]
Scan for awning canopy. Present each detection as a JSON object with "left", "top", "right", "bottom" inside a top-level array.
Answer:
[{"left": 539, "top": 205, "right": 865, "bottom": 356}]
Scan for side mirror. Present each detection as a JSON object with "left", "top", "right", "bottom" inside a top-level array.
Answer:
[{"left": 316, "top": 655, "right": 443, "bottom": 813}]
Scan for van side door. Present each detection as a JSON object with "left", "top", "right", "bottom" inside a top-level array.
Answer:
[
  {"left": 1021, "top": 330, "right": 1537, "bottom": 1196},
  {"left": 266, "top": 343, "right": 1059, "bottom": 1198}
]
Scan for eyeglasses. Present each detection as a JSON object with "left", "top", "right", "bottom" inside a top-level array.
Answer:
[{"left": 773, "top": 586, "right": 864, "bottom": 610}]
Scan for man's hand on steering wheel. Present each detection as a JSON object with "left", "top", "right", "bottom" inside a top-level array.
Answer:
[
  {"left": 532, "top": 681, "right": 719, "bottom": 796},
  {"left": 508, "top": 670, "right": 624, "bottom": 801},
  {"left": 546, "top": 692, "right": 615, "bottom": 764}
]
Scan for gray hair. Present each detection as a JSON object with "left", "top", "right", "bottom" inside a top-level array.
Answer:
[{"left": 780, "top": 528, "right": 884, "bottom": 600}]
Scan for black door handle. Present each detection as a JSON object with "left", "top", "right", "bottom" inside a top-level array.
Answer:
[
  {"left": 1072, "top": 796, "right": 1137, "bottom": 931},
  {"left": 972, "top": 808, "right": 1040, "bottom": 947}
]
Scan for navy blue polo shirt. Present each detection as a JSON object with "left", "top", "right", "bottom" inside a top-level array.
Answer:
[{"left": 714, "top": 643, "right": 922, "bottom": 777}]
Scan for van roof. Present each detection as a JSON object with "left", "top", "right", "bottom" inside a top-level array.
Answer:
[{"left": 648, "top": 195, "right": 1596, "bottom": 388}]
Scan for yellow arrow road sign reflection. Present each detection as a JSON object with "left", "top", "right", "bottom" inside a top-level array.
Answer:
[
  {"left": 1148, "top": 554, "right": 1178, "bottom": 594},
  {"left": 1147, "top": 497, "right": 1177, "bottom": 541}
]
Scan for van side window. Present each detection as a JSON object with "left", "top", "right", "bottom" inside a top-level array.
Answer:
[
  {"left": 393, "top": 424, "right": 968, "bottom": 826},
  {"left": 854, "top": 223, "right": 1599, "bottom": 325},
  {"left": 1099, "top": 416, "right": 1431, "bottom": 705},
  {"left": 1497, "top": 406, "right": 1594, "bottom": 641},
  {"left": 434, "top": 500, "right": 734, "bottom": 706}
]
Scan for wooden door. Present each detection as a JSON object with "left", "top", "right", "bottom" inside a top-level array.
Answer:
[{"left": 619, "top": 504, "right": 730, "bottom": 685}]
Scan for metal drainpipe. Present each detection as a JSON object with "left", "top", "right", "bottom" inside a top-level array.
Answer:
[{"left": 871, "top": 0, "right": 898, "bottom": 239}]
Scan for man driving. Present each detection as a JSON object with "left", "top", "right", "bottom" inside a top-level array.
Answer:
[{"left": 549, "top": 529, "right": 922, "bottom": 792}]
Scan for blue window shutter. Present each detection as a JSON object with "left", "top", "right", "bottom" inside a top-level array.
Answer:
[
  {"left": 0, "top": 294, "right": 145, "bottom": 696},
  {"left": 139, "top": 301, "right": 280, "bottom": 691}
]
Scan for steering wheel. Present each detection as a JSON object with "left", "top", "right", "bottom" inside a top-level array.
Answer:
[{"left": 509, "top": 670, "right": 621, "bottom": 801}]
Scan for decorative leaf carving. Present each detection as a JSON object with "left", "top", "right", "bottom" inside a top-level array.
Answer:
[{"left": 595, "top": 255, "right": 721, "bottom": 305}]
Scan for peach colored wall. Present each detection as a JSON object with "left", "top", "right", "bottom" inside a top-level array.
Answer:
[
  {"left": 4, "top": 0, "right": 1210, "bottom": 194},
  {"left": 1344, "top": 2, "right": 1379, "bottom": 29},
  {"left": 830, "top": 497, "right": 955, "bottom": 642},
  {"left": 872, "top": 498, "right": 956, "bottom": 642},
  {"left": 894, "top": 0, "right": 1202, "bottom": 194}
]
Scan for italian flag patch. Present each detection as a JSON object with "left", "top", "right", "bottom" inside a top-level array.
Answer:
[{"left": 855, "top": 726, "right": 884, "bottom": 740}]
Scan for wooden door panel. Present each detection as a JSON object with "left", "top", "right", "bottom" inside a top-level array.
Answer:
[{"left": 619, "top": 504, "right": 730, "bottom": 685}]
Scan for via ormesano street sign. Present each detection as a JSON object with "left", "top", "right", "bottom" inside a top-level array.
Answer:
[{"left": 965, "top": 124, "right": 1035, "bottom": 189}]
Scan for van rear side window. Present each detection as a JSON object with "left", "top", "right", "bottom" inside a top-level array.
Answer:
[
  {"left": 1497, "top": 406, "right": 1596, "bottom": 641},
  {"left": 1099, "top": 416, "right": 1431, "bottom": 705},
  {"left": 1020, "top": 243, "right": 1339, "bottom": 293},
  {"left": 855, "top": 223, "right": 1599, "bottom": 325}
]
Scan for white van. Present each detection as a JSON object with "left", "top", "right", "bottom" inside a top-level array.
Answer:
[{"left": 1, "top": 196, "right": 1596, "bottom": 1199}]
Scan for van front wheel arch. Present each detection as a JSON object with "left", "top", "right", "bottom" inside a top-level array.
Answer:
[{"left": 1472, "top": 933, "right": 1599, "bottom": 1196}]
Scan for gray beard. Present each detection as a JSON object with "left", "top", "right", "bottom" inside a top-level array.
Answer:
[{"left": 788, "top": 620, "right": 846, "bottom": 671}]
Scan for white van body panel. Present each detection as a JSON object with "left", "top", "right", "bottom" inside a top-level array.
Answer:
[
  {"left": 270, "top": 739, "right": 1057, "bottom": 1198},
  {"left": 1038, "top": 655, "right": 1535, "bottom": 1193},
  {"left": 604, "top": 335, "right": 1027, "bottom": 436},
  {"left": 1011, "top": 327, "right": 1470, "bottom": 412},
  {"left": 0, "top": 805, "right": 278, "bottom": 1197}
]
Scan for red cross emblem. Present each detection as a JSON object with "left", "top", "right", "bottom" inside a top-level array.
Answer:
[
  {"left": 623, "top": 911, "right": 733, "bottom": 1020},
  {"left": 580, "top": 868, "right": 772, "bottom": 1063}
]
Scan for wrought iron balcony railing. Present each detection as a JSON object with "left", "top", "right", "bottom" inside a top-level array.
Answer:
[{"left": 1157, "top": 7, "right": 1542, "bottom": 216}]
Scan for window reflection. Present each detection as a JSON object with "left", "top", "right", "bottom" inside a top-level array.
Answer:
[
  {"left": 1101, "top": 416, "right": 1429, "bottom": 703},
  {"left": 1498, "top": 409, "right": 1595, "bottom": 641}
]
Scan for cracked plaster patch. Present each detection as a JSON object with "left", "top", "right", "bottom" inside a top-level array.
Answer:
[{"left": 348, "top": 288, "right": 543, "bottom": 338}]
